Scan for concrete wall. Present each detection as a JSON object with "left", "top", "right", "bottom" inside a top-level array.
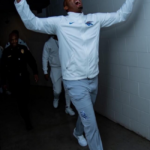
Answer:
[
  {"left": 92, "top": 0, "right": 150, "bottom": 140},
  {"left": 49, "top": 0, "right": 150, "bottom": 140},
  {"left": 0, "top": 7, "right": 52, "bottom": 86}
]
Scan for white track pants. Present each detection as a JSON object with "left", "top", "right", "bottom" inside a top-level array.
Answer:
[{"left": 63, "top": 76, "right": 103, "bottom": 150}]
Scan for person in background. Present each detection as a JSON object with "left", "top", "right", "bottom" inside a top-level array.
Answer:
[
  {"left": 5, "top": 30, "right": 29, "bottom": 50},
  {"left": 42, "top": 35, "right": 75, "bottom": 116},
  {"left": 1, "top": 32, "right": 39, "bottom": 130},
  {"left": 5, "top": 30, "right": 30, "bottom": 95}
]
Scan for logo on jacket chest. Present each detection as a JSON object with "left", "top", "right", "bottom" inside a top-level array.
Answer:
[
  {"left": 69, "top": 22, "right": 74, "bottom": 25},
  {"left": 68, "top": 21, "right": 94, "bottom": 26},
  {"left": 85, "top": 21, "right": 93, "bottom": 26}
]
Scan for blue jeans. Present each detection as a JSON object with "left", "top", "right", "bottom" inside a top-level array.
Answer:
[{"left": 63, "top": 76, "right": 103, "bottom": 150}]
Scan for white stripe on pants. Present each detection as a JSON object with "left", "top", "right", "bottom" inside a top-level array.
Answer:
[{"left": 63, "top": 76, "right": 103, "bottom": 150}]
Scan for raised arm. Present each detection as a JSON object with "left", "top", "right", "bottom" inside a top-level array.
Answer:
[
  {"left": 42, "top": 42, "right": 50, "bottom": 75},
  {"left": 97, "top": 0, "right": 135, "bottom": 28},
  {"left": 14, "top": 0, "right": 59, "bottom": 34}
]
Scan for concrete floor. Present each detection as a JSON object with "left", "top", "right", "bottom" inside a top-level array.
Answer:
[{"left": 0, "top": 86, "right": 150, "bottom": 150}]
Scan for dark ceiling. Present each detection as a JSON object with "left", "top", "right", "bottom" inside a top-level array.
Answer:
[{"left": 0, "top": 0, "right": 50, "bottom": 12}]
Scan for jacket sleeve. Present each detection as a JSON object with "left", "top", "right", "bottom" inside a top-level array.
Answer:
[
  {"left": 42, "top": 42, "right": 50, "bottom": 74},
  {"left": 97, "top": 0, "right": 135, "bottom": 28},
  {"left": 14, "top": 0, "right": 59, "bottom": 34},
  {"left": 26, "top": 50, "right": 38, "bottom": 75}
]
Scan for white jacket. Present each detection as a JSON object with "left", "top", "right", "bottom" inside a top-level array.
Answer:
[
  {"left": 15, "top": 0, "right": 135, "bottom": 80},
  {"left": 42, "top": 37, "right": 61, "bottom": 74}
]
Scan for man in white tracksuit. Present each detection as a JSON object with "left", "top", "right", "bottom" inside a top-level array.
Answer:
[
  {"left": 42, "top": 35, "right": 75, "bottom": 116},
  {"left": 14, "top": 0, "right": 135, "bottom": 149}
]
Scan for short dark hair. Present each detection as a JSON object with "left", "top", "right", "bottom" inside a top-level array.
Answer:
[{"left": 11, "top": 30, "right": 19, "bottom": 36}]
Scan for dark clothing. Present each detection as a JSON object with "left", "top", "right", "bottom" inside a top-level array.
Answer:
[
  {"left": 1, "top": 44, "right": 38, "bottom": 86},
  {"left": 0, "top": 46, "right": 3, "bottom": 89},
  {"left": 1, "top": 44, "right": 38, "bottom": 129}
]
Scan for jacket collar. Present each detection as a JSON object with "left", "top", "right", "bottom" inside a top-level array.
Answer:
[{"left": 67, "top": 12, "right": 85, "bottom": 22}]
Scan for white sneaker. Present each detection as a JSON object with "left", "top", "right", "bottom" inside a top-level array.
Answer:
[
  {"left": 65, "top": 107, "right": 75, "bottom": 116},
  {"left": 73, "top": 128, "right": 87, "bottom": 147},
  {"left": 53, "top": 99, "right": 59, "bottom": 108}
]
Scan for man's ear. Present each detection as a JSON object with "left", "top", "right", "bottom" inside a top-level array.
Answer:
[{"left": 64, "top": 6, "right": 68, "bottom": 11}]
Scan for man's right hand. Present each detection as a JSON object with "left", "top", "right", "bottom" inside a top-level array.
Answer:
[
  {"left": 44, "top": 74, "right": 49, "bottom": 81},
  {"left": 16, "top": 0, "right": 21, "bottom": 3}
]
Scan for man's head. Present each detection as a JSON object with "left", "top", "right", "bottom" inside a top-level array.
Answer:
[
  {"left": 9, "top": 33, "right": 19, "bottom": 47},
  {"left": 63, "top": 0, "right": 83, "bottom": 13}
]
